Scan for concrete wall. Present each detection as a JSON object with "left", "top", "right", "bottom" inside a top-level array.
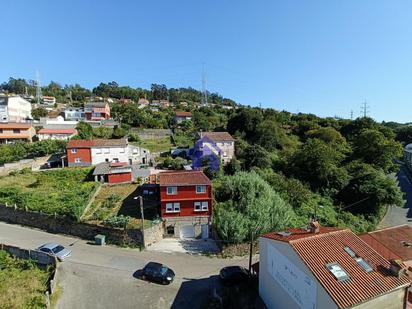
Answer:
[
  {"left": 143, "top": 222, "right": 164, "bottom": 247},
  {"left": 164, "top": 216, "right": 210, "bottom": 238},
  {"left": 353, "top": 288, "right": 407, "bottom": 309},
  {"left": 259, "top": 238, "right": 337, "bottom": 309},
  {"left": 1, "top": 243, "right": 57, "bottom": 267},
  {"left": 0, "top": 155, "right": 50, "bottom": 176}
]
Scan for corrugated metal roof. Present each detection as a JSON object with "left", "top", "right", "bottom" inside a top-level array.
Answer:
[
  {"left": 159, "top": 170, "right": 211, "bottom": 186},
  {"left": 274, "top": 229, "right": 412, "bottom": 309}
]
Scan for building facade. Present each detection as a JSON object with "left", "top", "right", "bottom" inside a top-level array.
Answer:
[
  {"left": 191, "top": 132, "right": 235, "bottom": 170},
  {"left": 64, "top": 107, "right": 85, "bottom": 121},
  {"left": 93, "top": 162, "right": 133, "bottom": 184},
  {"left": 84, "top": 102, "right": 110, "bottom": 121},
  {"left": 0, "top": 123, "right": 35, "bottom": 143},
  {"left": 0, "top": 96, "right": 32, "bottom": 123},
  {"left": 174, "top": 111, "right": 192, "bottom": 123},
  {"left": 37, "top": 128, "right": 77, "bottom": 141},
  {"left": 159, "top": 171, "right": 212, "bottom": 239},
  {"left": 41, "top": 96, "right": 56, "bottom": 106},
  {"left": 66, "top": 139, "right": 150, "bottom": 167},
  {"left": 259, "top": 225, "right": 411, "bottom": 309}
]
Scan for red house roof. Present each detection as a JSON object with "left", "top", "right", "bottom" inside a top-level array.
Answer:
[
  {"left": 175, "top": 111, "right": 192, "bottom": 117},
  {"left": 67, "top": 139, "right": 127, "bottom": 148},
  {"left": 38, "top": 128, "right": 76, "bottom": 135},
  {"left": 0, "top": 123, "right": 33, "bottom": 129},
  {"left": 159, "top": 170, "right": 211, "bottom": 186},
  {"left": 359, "top": 225, "right": 412, "bottom": 262},
  {"left": 262, "top": 228, "right": 411, "bottom": 309}
]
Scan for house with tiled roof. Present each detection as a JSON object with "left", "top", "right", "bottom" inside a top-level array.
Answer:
[
  {"left": 37, "top": 128, "right": 77, "bottom": 141},
  {"left": 259, "top": 222, "right": 411, "bottom": 309},
  {"left": 158, "top": 170, "right": 212, "bottom": 239},
  {"left": 66, "top": 138, "right": 150, "bottom": 167},
  {"left": 0, "top": 123, "right": 35, "bottom": 143},
  {"left": 84, "top": 102, "right": 110, "bottom": 121},
  {"left": 190, "top": 131, "right": 235, "bottom": 171},
  {"left": 174, "top": 111, "right": 192, "bottom": 123}
]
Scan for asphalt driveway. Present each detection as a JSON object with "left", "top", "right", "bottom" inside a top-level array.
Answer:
[
  {"left": 146, "top": 238, "right": 220, "bottom": 254},
  {"left": 0, "top": 222, "right": 252, "bottom": 309}
]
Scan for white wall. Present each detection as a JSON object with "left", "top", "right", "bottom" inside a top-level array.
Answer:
[
  {"left": 90, "top": 145, "right": 149, "bottom": 165},
  {"left": 259, "top": 238, "right": 337, "bottom": 309},
  {"left": 0, "top": 96, "right": 32, "bottom": 122}
]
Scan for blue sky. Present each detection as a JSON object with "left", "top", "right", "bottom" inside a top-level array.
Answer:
[{"left": 1, "top": 0, "right": 412, "bottom": 122}]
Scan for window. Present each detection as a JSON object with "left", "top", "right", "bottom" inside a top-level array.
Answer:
[
  {"left": 355, "top": 258, "right": 373, "bottom": 273},
  {"left": 194, "top": 201, "right": 209, "bottom": 211},
  {"left": 326, "top": 262, "right": 350, "bottom": 282},
  {"left": 71, "top": 148, "right": 77, "bottom": 154},
  {"left": 96, "top": 148, "right": 102, "bottom": 154},
  {"left": 113, "top": 158, "right": 119, "bottom": 163},
  {"left": 0, "top": 129, "right": 3, "bottom": 133},
  {"left": 166, "top": 202, "right": 180, "bottom": 213},
  {"left": 344, "top": 247, "right": 357, "bottom": 258},
  {"left": 75, "top": 158, "right": 81, "bottom": 163},
  {"left": 13, "top": 129, "right": 20, "bottom": 133},
  {"left": 167, "top": 186, "right": 177, "bottom": 195},
  {"left": 103, "top": 148, "right": 110, "bottom": 154},
  {"left": 196, "top": 185, "right": 206, "bottom": 194}
]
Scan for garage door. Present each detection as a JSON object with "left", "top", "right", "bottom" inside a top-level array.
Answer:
[
  {"left": 201, "top": 224, "right": 209, "bottom": 239},
  {"left": 180, "top": 225, "right": 195, "bottom": 239}
]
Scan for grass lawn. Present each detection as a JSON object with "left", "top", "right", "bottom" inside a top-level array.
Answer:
[
  {"left": 0, "top": 168, "right": 98, "bottom": 221},
  {"left": 82, "top": 183, "right": 158, "bottom": 229},
  {"left": 132, "top": 137, "right": 173, "bottom": 153},
  {"left": 0, "top": 250, "right": 52, "bottom": 308}
]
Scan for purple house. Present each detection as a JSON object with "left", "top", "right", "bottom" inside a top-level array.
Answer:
[{"left": 190, "top": 132, "right": 235, "bottom": 171}]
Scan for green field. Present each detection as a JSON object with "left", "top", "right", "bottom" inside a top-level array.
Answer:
[
  {"left": 0, "top": 168, "right": 98, "bottom": 221},
  {"left": 0, "top": 250, "right": 51, "bottom": 308},
  {"left": 133, "top": 137, "right": 173, "bottom": 153},
  {"left": 82, "top": 183, "right": 157, "bottom": 229}
]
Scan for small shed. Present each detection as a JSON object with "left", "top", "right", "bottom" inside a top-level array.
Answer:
[{"left": 93, "top": 162, "right": 132, "bottom": 184}]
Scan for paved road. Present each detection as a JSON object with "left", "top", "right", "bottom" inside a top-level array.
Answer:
[
  {"left": 379, "top": 164, "right": 412, "bottom": 228},
  {"left": 0, "top": 222, "right": 250, "bottom": 309}
]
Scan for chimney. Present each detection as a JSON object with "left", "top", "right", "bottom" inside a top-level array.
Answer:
[
  {"left": 389, "top": 260, "right": 406, "bottom": 278},
  {"left": 309, "top": 221, "right": 320, "bottom": 233}
]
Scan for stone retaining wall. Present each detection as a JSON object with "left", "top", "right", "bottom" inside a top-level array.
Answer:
[
  {"left": 0, "top": 156, "right": 51, "bottom": 176},
  {"left": 0, "top": 204, "right": 144, "bottom": 247}
]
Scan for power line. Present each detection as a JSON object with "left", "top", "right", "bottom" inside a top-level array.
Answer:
[{"left": 360, "top": 100, "right": 369, "bottom": 118}]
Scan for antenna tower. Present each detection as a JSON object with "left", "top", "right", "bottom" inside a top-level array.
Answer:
[{"left": 35, "top": 71, "right": 42, "bottom": 104}]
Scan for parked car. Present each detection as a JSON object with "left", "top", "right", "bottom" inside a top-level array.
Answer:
[
  {"left": 219, "top": 266, "right": 250, "bottom": 284},
  {"left": 139, "top": 262, "right": 175, "bottom": 285},
  {"left": 36, "top": 243, "right": 71, "bottom": 261}
]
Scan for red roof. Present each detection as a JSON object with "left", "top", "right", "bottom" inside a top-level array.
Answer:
[
  {"left": 38, "top": 128, "right": 76, "bottom": 135},
  {"left": 67, "top": 139, "right": 127, "bottom": 148},
  {"left": 263, "top": 228, "right": 411, "bottom": 308},
  {"left": 261, "top": 226, "right": 341, "bottom": 242},
  {"left": 360, "top": 225, "right": 412, "bottom": 262},
  {"left": 0, "top": 123, "right": 33, "bottom": 129},
  {"left": 159, "top": 171, "right": 211, "bottom": 186},
  {"left": 110, "top": 162, "right": 128, "bottom": 167},
  {"left": 175, "top": 111, "right": 192, "bottom": 117}
]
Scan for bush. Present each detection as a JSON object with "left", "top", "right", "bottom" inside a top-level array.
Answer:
[{"left": 104, "top": 215, "right": 131, "bottom": 228}]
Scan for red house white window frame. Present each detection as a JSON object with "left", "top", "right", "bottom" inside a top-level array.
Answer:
[
  {"left": 166, "top": 202, "right": 180, "bottom": 213},
  {"left": 196, "top": 185, "right": 206, "bottom": 194},
  {"left": 167, "top": 186, "right": 177, "bottom": 195},
  {"left": 194, "top": 201, "right": 208, "bottom": 211}
]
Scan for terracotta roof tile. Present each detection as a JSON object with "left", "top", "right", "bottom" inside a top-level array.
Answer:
[
  {"left": 360, "top": 225, "right": 412, "bottom": 262},
  {"left": 159, "top": 170, "right": 211, "bottom": 186},
  {"left": 0, "top": 123, "right": 33, "bottom": 129},
  {"left": 261, "top": 227, "right": 341, "bottom": 242},
  {"left": 67, "top": 139, "right": 127, "bottom": 148},
  {"left": 38, "top": 128, "right": 77, "bottom": 134},
  {"left": 202, "top": 131, "right": 234, "bottom": 142},
  {"left": 264, "top": 228, "right": 411, "bottom": 308},
  {"left": 175, "top": 111, "right": 192, "bottom": 117}
]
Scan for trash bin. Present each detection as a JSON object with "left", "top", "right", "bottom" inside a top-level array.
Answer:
[{"left": 95, "top": 234, "right": 106, "bottom": 246}]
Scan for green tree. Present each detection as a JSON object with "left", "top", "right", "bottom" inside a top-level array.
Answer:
[
  {"left": 75, "top": 121, "right": 93, "bottom": 139},
  {"left": 31, "top": 108, "right": 48, "bottom": 120},
  {"left": 214, "top": 172, "right": 294, "bottom": 243},
  {"left": 352, "top": 129, "right": 402, "bottom": 172}
]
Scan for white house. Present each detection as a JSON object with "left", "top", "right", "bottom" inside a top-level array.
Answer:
[
  {"left": 64, "top": 107, "right": 85, "bottom": 121},
  {"left": 37, "top": 128, "right": 77, "bottom": 141},
  {"left": 0, "top": 95, "right": 32, "bottom": 122},
  {"left": 259, "top": 222, "right": 411, "bottom": 309}
]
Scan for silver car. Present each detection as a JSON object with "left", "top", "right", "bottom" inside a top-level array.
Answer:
[{"left": 36, "top": 243, "right": 72, "bottom": 261}]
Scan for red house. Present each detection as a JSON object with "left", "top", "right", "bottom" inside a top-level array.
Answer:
[
  {"left": 84, "top": 102, "right": 110, "bottom": 121},
  {"left": 159, "top": 170, "right": 212, "bottom": 239},
  {"left": 93, "top": 162, "right": 133, "bottom": 184}
]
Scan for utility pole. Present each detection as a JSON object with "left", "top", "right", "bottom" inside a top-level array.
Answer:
[
  {"left": 361, "top": 100, "right": 369, "bottom": 118},
  {"left": 248, "top": 230, "right": 254, "bottom": 272},
  {"left": 201, "top": 63, "right": 207, "bottom": 107},
  {"left": 134, "top": 196, "right": 145, "bottom": 246},
  {"left": 35, "top": 70, "right": 42, "bottom": 105}
]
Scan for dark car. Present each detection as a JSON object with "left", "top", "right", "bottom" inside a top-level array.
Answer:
[
  {"left": 219, "top": 266, "right": 250, "bottom": 284},
  {"left": 140, "top": 262, "right": 175, "bottom": 285}
]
